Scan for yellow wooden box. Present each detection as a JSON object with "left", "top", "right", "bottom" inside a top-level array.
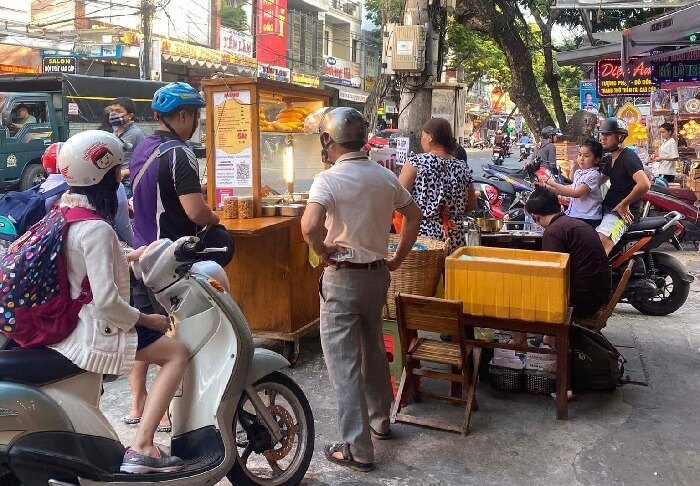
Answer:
[{"left": 445, "top": 246, "right": 570, "bottom": 324}]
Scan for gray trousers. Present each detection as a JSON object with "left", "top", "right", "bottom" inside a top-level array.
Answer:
[{"left": 319, "top": 264, "right": 393, "bottom": 463}]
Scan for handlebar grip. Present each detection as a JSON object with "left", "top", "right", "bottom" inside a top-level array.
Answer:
[{"left": 175, "top": 239, "right": 205, "bottom": 261}]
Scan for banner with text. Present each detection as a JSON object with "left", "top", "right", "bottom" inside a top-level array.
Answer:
[
  {"left": 256, "top": 0, "right": 287, "bottom": 67},
  {"left": 596, "top": 58, "right": 653, "bottom": 97}
]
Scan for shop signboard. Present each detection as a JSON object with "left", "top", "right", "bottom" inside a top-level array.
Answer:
[
  {"left": 256, "top": 0, "right": 287, "bottom": 67},
  {"left": 72, "top": 43, "right": 122, "bottom": 59},
  {"left": 258, "top": 63, "right": 291, "bottom": 83},
  {"left": 579, "top": 80, "right": 599, "bottom": 114},
  {"left": 364, "top": 75, "right": 377, "bottom": 92},
  {"left": 291, "top": 72, "right": 320, "bottom": 87},
  {"left": 0, "top": 64, "right": 37, "bottom": 74},
  {"left": 213, "top": 90, "right": 254, "bottom": 208},
  {"left": 220, "top": 28, "right": 253, "bottom": 58},
  {"left": 338, "top": 90, "right": 368, "bottom": 103},
  {"left": 322, "top": 56, "right": 361, "bottom": 88},
  {"left": 596, "top": 58, "right": 654, "bottom": 97},
  {"left": 42, "top": 56, "right": 77, "bottom": 74},
  {"left": 651, "top": 49, "right": 700, "bottom": 84}
]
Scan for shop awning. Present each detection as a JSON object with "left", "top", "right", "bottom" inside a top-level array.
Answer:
[
  {"left": 162, "top": 53, "right": 255, "bottom": 76},
  {"left": 622, "top": 3, "right": 700, "bottom": 61},
  {"left": 621, "top": 3, "right": 700, "bottom": 81}
]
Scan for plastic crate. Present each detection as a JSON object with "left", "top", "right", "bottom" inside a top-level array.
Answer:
[
  {"left": 489, "top": 364, "right": 524, "bottom": 392},
  {"left": 446, "top": 246, "right": 570, "bottom": 323},
  {"left": 525, "top": 369, "right": 557, "bottom": 395}
]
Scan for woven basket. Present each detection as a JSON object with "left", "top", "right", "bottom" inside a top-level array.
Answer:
[{"left": 384, "top": 235, "right": 449, "bottom": 320}]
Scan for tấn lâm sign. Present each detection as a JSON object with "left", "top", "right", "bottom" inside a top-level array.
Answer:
[{"left": 596, "top": 58, "right": 654, "bottom": 97}]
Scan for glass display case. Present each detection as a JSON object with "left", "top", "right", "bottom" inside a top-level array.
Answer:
[
  {"left": 201, "top": 77, "right": 332, "bottom": 360},
  {"left": 203, "top": 77, "right": 331, "bottom": 216}
]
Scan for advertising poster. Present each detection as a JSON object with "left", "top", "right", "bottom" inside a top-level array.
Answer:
[
  {"left": 579, "top": 81, "right": 599, "bottom": 114},
  {"left": 213, "top": 90, "right": 253, "bottom": 208},
  {"left": 256, "top": 0, "right": 287, "bottom": 67}
]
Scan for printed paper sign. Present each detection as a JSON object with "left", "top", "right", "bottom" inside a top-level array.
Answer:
[{"left": 395, "top": 137, "right": 410, "bottom": 166}]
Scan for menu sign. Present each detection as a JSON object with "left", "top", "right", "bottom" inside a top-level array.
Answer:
[
  {"left": 652, "top": 49, "right": 700, "bottom": 84},
  {"left": 596, "top": 58, "right": 654, "bottom": 98},
  {"left": 213, "top": 90, "right": 253, "bottom": 207}
]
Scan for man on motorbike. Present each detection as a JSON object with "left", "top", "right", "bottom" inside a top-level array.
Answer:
[
  {"left": 596, "top": 117, "right": 651, "bottom": 254},
  {"left": 535, "top": 126, "right": 561, "bottom": 172},
  {"left": 301, "top": 107, "right": 422, "bottom": 472}
]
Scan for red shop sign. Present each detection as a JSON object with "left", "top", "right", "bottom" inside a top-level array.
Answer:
[{"left": 596, "top": 58, "right": 654, "bottom": 98}]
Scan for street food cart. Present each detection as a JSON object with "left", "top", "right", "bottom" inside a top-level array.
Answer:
[{"left": 202, "top": 77, "right": 332, "bottom": 363}]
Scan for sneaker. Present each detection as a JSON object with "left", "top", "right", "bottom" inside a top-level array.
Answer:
[{"left": 120, "top": 446, "right": 185, "bottom": 474}]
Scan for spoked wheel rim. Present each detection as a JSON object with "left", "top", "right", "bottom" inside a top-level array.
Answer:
[{"left": 235, "top": 381, "right": 309, "bottom": 485}]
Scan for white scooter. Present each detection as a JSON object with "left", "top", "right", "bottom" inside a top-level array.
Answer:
[{"left": 0, "top": 237, "right": 314, "bottom": 485}]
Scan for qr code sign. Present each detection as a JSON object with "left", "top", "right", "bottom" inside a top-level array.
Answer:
[{"left": 236, "top": 163, "right": 251, "bottom": 182}]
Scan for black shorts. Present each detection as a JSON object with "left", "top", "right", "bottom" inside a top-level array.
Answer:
[{"left": 136, "top": 325, "right": 163, "bottom": 351}]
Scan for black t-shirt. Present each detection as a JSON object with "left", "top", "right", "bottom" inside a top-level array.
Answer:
[
  {"left": 536, "top": 141, "right": 557, "bottom": 171},
  {"left": 601, "top": 148, "right": 645, "bottom": 213},
  {"left": 542, "top": 214, "right": 611, "bottom": 288}
]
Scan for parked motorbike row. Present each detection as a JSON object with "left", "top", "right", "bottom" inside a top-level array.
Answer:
[{"left": 472, "top": 158, "right": 692, "bottom": 318}]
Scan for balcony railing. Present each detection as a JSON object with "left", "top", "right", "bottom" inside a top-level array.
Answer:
[{"left": 328, "top": 0, "right": 360, "bottom": 20}]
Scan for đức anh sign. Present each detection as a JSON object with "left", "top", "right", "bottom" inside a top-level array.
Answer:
[
  {"left": 596, "top": 58, "right": 653, "bottom": 98},
  {"left": 42, "top": 56, "right": 77, "bottom": 74}
]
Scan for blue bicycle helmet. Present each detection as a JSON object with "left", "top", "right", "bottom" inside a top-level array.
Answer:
[{"left": 152, "top": 82, "right": 205, "bottom": 115}]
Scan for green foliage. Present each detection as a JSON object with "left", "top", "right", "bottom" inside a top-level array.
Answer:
[
  {"left": 556, "top": 8, "right": 666, "bottom": 32},
  {"left": 220, "top": 1, "right": 249, "bottom": 33},
  {"left": 364, "top": 0, "right": 404, "bottom": 27},
  {"left": 445, "top": 20, "right": 510, "bottom": 90}
]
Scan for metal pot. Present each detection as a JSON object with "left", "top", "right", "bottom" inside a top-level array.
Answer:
[{"left": 475, "top": 217, "right": 503, "bottom": 233}]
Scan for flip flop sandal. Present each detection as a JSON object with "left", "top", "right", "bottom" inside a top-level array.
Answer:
[
  {"left": 324, "top": 443, "right": 375, "bottom": 472},
  {"left": 123, "top": 416, "right": 141, "bottom": 425},
  {"left": 370, "top": 426, "right": 392, "bottom": 440},
  {"left": 156, "top": 425, "right": 172, "bottom": 433}
]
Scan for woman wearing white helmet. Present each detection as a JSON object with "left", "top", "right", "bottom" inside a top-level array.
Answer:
[{"left": 50, "top": 130, "right": 189, "bottom": 473}]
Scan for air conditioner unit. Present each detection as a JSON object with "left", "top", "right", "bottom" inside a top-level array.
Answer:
[
  {"left": 391, "top": 25, "right": 426, "bottom": 73},
  {"left": 381, "top": 23, "right": 396, "bottom": 75}
]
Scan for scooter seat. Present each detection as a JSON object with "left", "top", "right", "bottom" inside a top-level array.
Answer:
[
  {"left": 487, "top": 165, "right": 526, "bottom": 175},
  {"left": 627, "top": 217, "right": 668, "bottom": 232},
  {"left": 476, "top": 177, "right": 516, "bottom": 195},
  {"left": 0, "top": 347, "right": 84, "bottom": 385},
  {"left": 651, "top": 184, "right": 697, "bottom": 203}
]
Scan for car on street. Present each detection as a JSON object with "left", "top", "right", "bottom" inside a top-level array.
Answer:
[{"left": 368, "top": 128, "right": 398, "bottom": 148}]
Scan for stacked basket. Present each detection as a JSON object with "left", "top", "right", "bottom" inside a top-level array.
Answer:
[{"left": 383, "top": 235, "right": 449, "bottom": 320}]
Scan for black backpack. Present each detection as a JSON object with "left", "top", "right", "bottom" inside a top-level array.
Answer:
[{"left": 570, "top": 324, "right": 626, "bottom": 392}]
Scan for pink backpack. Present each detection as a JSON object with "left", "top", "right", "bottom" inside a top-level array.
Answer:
[{"left": 0, "top": 207, "right": 107, "bottom": 347}]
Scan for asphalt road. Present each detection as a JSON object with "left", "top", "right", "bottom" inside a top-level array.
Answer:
[{"left": 466, "top": 144, "right": 527, "bottom": 177}]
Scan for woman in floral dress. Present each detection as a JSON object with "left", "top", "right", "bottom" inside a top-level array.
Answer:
[{"left": 398, "top": 118, "right": 476, "bottom": 254}]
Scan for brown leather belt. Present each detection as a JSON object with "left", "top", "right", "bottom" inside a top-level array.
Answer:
[{"left": 335, "top": 259, "right": 386, "bottom": 270}]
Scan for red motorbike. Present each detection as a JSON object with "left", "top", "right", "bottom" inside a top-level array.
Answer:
[{"left": 641, "top": 185, "right": 700, "bottom": 246}]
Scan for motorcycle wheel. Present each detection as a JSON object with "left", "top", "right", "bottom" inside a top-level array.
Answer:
[
  {"left": 631, "top": 252, "right": 690, "bottom": 316},
  {"left": 227, "top": 371, "right": 314, "bottom": 486}
]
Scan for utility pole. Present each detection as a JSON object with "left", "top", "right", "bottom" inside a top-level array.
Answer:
[
  {"left": 140, "top": 0, "right": 155, "bottom": 80},
  {"left": 397, "top": 0, "right": 438, "bottom": 152}
]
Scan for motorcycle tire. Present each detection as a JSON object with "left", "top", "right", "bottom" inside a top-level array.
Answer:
[
  {"left": 228, "top": 371, "right": 314, "bottom": 486},
  {"left": 631, "top": 252, "right": 690, "bottom": 316}
]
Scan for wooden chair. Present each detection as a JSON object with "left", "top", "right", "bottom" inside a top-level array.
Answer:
[
  {"left": 390, "top": 293, "right": 482, "bottom": 436},
  {"left": 574, "top": 261, "right": 634, "bottom": 332}
]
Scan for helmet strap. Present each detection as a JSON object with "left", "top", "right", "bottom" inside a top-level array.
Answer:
[
  {"left": 162, "top": 117, "right": 185, "bottom": 142},
  {"left": 320, "top": 135, "right": 335, "bottom": 165}
]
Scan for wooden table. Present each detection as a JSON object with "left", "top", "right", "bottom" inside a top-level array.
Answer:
[{"left": 462, "top": 309, "right": 572, "bottom": 420}]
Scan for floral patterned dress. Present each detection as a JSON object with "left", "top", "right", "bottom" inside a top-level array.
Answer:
[{"left": 407, "top": 152, "right": 473, "bottom": 254}]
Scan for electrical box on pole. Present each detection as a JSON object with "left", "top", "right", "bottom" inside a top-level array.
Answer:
[
  {"left": 391, "top": 25, "right": 426, "bottom": 73},
  {"left": 381, "top": 23, "right": 396, "bottom": 75}
]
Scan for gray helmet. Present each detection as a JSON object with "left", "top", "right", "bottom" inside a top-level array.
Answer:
[
  {"left": 319, "top": 107, "right": 368, "bottom": 144},
  {"left": 599, "top": 117, "right": 628, "bottom": 136},
  {"left": 541, "top": 126, "right": 561, "bottom": 139}
]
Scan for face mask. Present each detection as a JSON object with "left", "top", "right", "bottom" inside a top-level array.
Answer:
[{"left": 109, "top": 112, "right": 126, "bottom": 126}]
